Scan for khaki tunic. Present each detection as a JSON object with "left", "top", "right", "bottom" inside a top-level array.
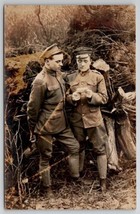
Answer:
[
  {"left": 66, "top": 69, "right": 108, "bottom": 128},
  {"left": 27, "top": 67, "right": 80, "bottom": 185},
  {"left": 27, "top": 67, "right": 67, "bottom": 134}
]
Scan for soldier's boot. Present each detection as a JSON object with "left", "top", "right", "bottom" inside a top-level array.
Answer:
[
  {"left": 40, "top": 167, "right": 54, "bottom": 197},
  {"left": 79, "top": 150, "right": 85, "bottom": 177},
  {"left": 67, "top": 176, "right": 83, "bottom": 185},
  {"left": 40, "top": 185, "right": 54, "bottom": 198},
  {"left": 67, "top": 154, "right": 82, "bottom": 184},
  {"left": 100, "top": 179, "right": 107, "bottom": 193},
  {"left": 68, "top": 154, "right": 80, "bottom": 178},
  {"left": 97, "top": 154, "right": 107, "bottom": 193}
]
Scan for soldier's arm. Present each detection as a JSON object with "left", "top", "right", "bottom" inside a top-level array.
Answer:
[
  {"left": 66, "top": 88, "right": 78, "bottom": 106},
  {"left": 27, "top": 79, "right": 46, "bottom": 131},
  {"left": 88, "top": 75, "right": 108, "bottom": 105},
  {"left": 65, "top": 72, "right": 78, "bottom": 106}
]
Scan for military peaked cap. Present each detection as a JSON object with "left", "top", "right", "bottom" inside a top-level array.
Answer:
[
  {"left": 74, "top": 47, "right": 93, "bottom": 56},
  {"left": 40, "top": 43, "right": 62, "bottom": 60}
]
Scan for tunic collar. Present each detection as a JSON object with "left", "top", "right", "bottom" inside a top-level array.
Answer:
[
  {"left": 43, "top": 66, "right": 61, "bottom": 77},
  {"left": 79, "top": 69, "right": 90, "bottom": 76}
]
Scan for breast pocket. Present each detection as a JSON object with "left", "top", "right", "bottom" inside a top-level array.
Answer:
[
  {"left": 70, "top": 81, "right": 80, "bottom": 92},
  {"left": 89, "top": 106, "right": 100, "bottom": 112},
  {"left": 47, "top": 83, "right": 62, "bottom": 102},
  {"left": 86, "top": 80, "right": 97, "bottom": 92}
]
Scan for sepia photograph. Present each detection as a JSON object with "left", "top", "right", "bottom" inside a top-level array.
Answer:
[{"left": 4, "top": 4, "right": 136, "bottom": 210}]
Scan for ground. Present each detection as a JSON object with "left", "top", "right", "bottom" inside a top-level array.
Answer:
[{"left": 5, "top": 158, "right": 136, "bottom": 210}]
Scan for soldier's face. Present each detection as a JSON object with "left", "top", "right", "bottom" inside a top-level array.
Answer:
[
  {"left": 46, "top": 54, "right": 64, "bottom": 71},
  {"left": 76, "top": 54, "right": 91, "bottom": 72}
]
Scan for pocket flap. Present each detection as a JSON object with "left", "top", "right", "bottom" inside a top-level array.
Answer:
[
  {"left": 70, "top": 81, "right": 79, "bottom": 87},
  {"left": 86, "top": 79, "right": 96, "bottom": 86},
  {"left": 48, "top": 84, "right": 59, "bottom": 91}
]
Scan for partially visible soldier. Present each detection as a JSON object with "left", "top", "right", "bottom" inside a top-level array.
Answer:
[
  {"left": 92, "top": 59, "right": 122, "bottom": 172},
  {"left": 92, "top": 59, "right": 136, "bottom": 165},
  {"left": 27, "top": 44, "right": 80, "bottom": 197},
  {"left": 66, "top": 47, "right": 108, "bottom": 192}
]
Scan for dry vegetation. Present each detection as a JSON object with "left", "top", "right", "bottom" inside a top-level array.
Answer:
[{"left": 4, "top": 5, "right": 136, "bottom": 209}]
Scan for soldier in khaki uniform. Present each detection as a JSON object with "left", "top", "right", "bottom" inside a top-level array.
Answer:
[
  {"left": 66, "top": 47, "right": 108, "bottom": 192},
  {"left": 27, "top": 44, "right": 80, "bottom": 196}
]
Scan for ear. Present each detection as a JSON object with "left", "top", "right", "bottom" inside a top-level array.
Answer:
[{"left": 45, "top": 59, "right": 50, "bottom": 65}]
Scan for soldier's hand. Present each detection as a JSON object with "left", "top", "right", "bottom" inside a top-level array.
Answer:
[
  {"left": 30, "top": 132, "right": 37, "bottom": 150},
  {"left": 118, "top": 87, "right": 125, "bottom": 97},
  {"left": 85, "top": 89, "right": 93, "bottom": 98},
  {"left": 29, "top": 130, "right": 36, "bottom": 143},
  {"left": 30, "top": 134, "right": 36, "bottom": 143},
  {"left": 118, "top": 87, "right": 136, "bottom": 102},
  {"left": 72, "top": 91, "right": 80, "bottom": 101},
  {"left": 123, "top": 91, "right": 136, "bottom": 101}
]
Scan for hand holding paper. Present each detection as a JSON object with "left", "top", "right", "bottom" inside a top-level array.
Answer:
[
  {"left": 72, "top": 91, "right": 80, "bottom": 101},
  {"left": 85, "top": 88, "right": 93, "bottom": 98}
]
